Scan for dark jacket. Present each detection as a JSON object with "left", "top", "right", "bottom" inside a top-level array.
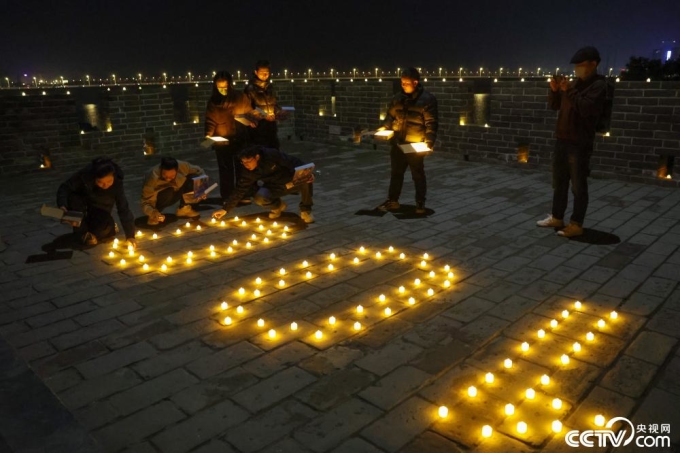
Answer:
[
  {"left": 548, "top": 74, "right": 607, "bottom": 148},
  {"left": 383, "top": 85, "right": 438, "bottom": 146},
  {"left": 244, "top": 77, "right": 280, "bottom": 116},
  {"left": 204, "top": 91, "right": 253, "bottom": 142},
  {"left": 56, "top": 162, "right": 135, "bottom": 239},
  {"left": 222, "top": 148, "right": 304, "bottom": 211}
]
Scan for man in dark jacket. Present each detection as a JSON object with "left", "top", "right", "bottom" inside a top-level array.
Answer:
[
  {"left": 212, "top": 146, "right": 314, "bottom": 223},
  {"left": 536, "top": 46, "right": 608, "bottom": 238},
  {"left": 57, "top": 157, "right": 136, "bottom": 247},
  {"left": 244, "top": 60, "right": 283, "bottom": 149},
  {"left": 377, "top": 67, "right": 438, "bottom": 214}
]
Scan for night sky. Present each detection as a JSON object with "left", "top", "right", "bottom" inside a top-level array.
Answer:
[{"left": 1, "top": 0, "right": 678, "bottom": 80}]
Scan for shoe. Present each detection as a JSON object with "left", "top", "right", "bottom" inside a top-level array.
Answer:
[
  {"left": 269, "top": 200, "right": 287, "bottom": 219},
  {"left": 300, "top": 211, "right": 315, "bottom": 224},
  {"left": 536, "top": 215, "right": 564, "bottom": 228},
  {"left": 176, "top": 205, "right": 200, "bottom": 218},
  {"left": 82, "top": 232, "right": 98, "bottom": 245},
  {"left": 415, "top": 202, "right": 426, "bottom": 214},
  {"left": 377, "top": 199, "right": 400, "bottom": 211},
  {"left": 557, "top": 223, "right": 584, "bottom": 238}
]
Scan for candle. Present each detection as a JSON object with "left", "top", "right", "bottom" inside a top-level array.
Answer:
[
  {"left": 526, "top": 388, "right": 535, "bottom": 399},
  {"left": 353, "top": 257, "right": 359, "bottom": 264},
  {"left": 505, "top": 403, "right": 515, "bottom": 415},
  {"left": 119, "top": 259, "right": 126, "bottom": 265},
  {"left": 266, "top": 230, "right": 272, "bottom": 235},
  {"left": 211, "top": 218, "right": 216, "bottom": 224},
  {"left": 255, "top": 277, "right": 262, "bottom": 285},
  {"left": 550, "top": 319, "right": 558, "bottom": 329},
  {"left": 443, "top": 280, "right": 451, "bottom": 288},
  {"left": 264, "top": 238, "right": 269, "bottom": 244},
  {"left": 220, "top": 221, "right": 226, "bottom": 227},
  {"left": 423, "top": 253, "right": 429, "bottom": 259},
  {"left": 575, "top": 301, "right": 582, "bottom": 310},
  {"left": 408, "top": 297, "right": 416, "bottom": 305},
  {"left": 610, "top": 311, "right": 618, "bottom": 320},
  {"left": 284, "top": 226, "right": 289, "bottom": 231},
  {"left": 356, "top": 305, "right": 364, "bottom": 313},
  {"left": 161, "top": 264, "right": 167, "bottom": 271},
  {"left": 388, "top": 246, "right": 394, "bottom": 252},
  {"left": 329, "top": 316, "right": 336, "bottom": 325},
  {"left": 399, "top": 286, "right": 405, "bottom": 293},
  {"left": 561, "top": 354, "right": 570, "bottom": 365},
  {"left": 220, "top": 301, "right": 228, "bottom": 310},
  {"left": 521, "top": 342, "right": 529, "bottom": 352},
  {"left": 136, "top": 230, "right": 142, "bottom": 237},
  {"left": 541, "top": 374, "right": 550, "bottom": 385},
  {"left": 279, "top": 268, "right": 286, "bottom": 275},
  {"left": 196, "top": 225, "right": 201, "bottom": 231},
  {"left": 112, "top": 243, "right": 118, "bottom": 249},
  {"left": 188, "top": 251, "right": 193, "bottom": 257},
  {"left": 251, "top": 234, "right": 256, "bottom": 240},
  {"left": 447, "top": 272, "right": 454, "bottom": 279},
  {"left": 255, "top": 217, "right": 261, "bottom": 223},
  {"left": 232, "top": 239, "right": 238, "bottom": 245},
  {"left": 376, "top": 252, "right": 382, "bottom": 258},
  {"left": 290, "top": 322, "right": 298, "bottom": 331},
  {"left": 420, "top": 260, "right": 427, "bottom": 267},
  {"left": 597, "top": 319, "right": 605, "bottom": 329},
  {"left": 268, "top": 329, "right": 276, "bottom": 338},
  {"left": 468, "top": 386, "right": 477, "bottom": 397},
  {"left": 444, "top": 264, "right": 450, "bottom": 271},
  {"left": 246, "top": 242, "right": 252, "bottom": 248},
  {"left": 353, "top": 321, "right": 361, "bottom": 330},
  {"left": 302, "top": 260, "right": 309, "bottom": 267},
  {"left": 399, "top": 253, "right": 405, "bottom": 259},
  {"left": 175, "top": 229, "right": 181, "bottom": 235},
  {"left": 384, "top": 307, "right": 392, "bottom": 316},
  {"left": 254, "top": 289, "right": 261, "bottom": 297},
  {"left": 485, "top": 372, "right": 494, "bottom": 384},
  {"left": 414, "top": 278, "right": 421, "bottom": 285},
  {"left": 429, "top": 271, "right": 435, "bottom": 278},
  {"left": 227, "top": 246, "right": 233, "bottom": 253},
  {"left": 586, "top": 332, "right": 595, "bottom": 341},
  {"left": 238, "top": 288, "right": 245, "bottom": 295},
  {"left": 209, "top": 245, "right": 215, "bottom": 251},
  {"left": 594, "top": 415, "right": 605, "bottom": 427},
  {"left": 552, "top": 420, "right": 563, "bottom": 433},
  {"left": 114, "top": 238, "right": 119, "bottom": 244},
  {"left": 562, "top": 310, "right": 569, "bottom": 319},
  {"left": 257, "top": 318, "right": 265, "bottom": 327},
  {"left": 552, "top": 398, "right": 562, "bottom": 410},
  {"left": 315, "top": 330, "right": 323, "bottom": 339},
  {"left": 186, "top": 258, "right": 192, "bottom": 264},
  {"left": 537, "top": 329, "right": 546, "bottom": 339},
  {"left": 438, "top": 406, "right": 448, "bottom": 418},
  {"left": 241, "top": 221, "right": 246, "bottom": 226},
  {"left": 328, "top": 264, "right": 334, "bottom": 271},
  {"left": 282, "top": 233, "right": 287, "bottom": 238},
  {"left": 573, "top": 342, "right": 581, "bottom": 352},
  {"left": 306, "top": 271, "right": 312, "bottom": 279},
  {"left": 379, "top": 294, "right": 386, "bottom": 302},
  {"left": 482, "top": 425, "right": 492, "bottom": 438},
  {"left": 279, "top": 280, "right": 285, "bottom": 287},
  {"left": 258, "top": 224, "right": 264, "bottom": 230},
  {"left": 504, "top": 358, "right": 513, "bottom": 369},
  {"left": 517, "top": 421, "right": 527, "bottom": 434},
  {"left": 427, "top": 288, "right": 434, "bottom": 296},
  {"left": 234, "top": 216, "right": 239, "bottom": 221},
  {"left": 152, "top": 233, "right": 158, "bottom": 239},
  {"left": 272, "top": 221, "right": 278, "bottom": 227},
  {"left": 185, "top": 222, "right": 190, "bottom": 228},
  {"left": 359, "top": 246, "right": 365, "bottom": 253},
  {"left": 224, "top": 316, "right": 232, "bottom": 325},
  {"left": 329, "top": 253, "right": 336, "bottom": 260},
  {"left": 142, "top": 263, "right": 149, "bottom": 271},
  {"left": 108, "top": 251, "right": 114, "bottom": 258}
]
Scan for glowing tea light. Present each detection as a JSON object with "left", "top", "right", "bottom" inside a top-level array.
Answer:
[
  {"left": 186, "top": 257, "right": 192, "bottom": 264},
  {"left": 108, "top": 251, "right": 115, "bottom": 258},
  {"left": 284, "top": 226, "right": 289, "bottom": 231},
  {"left": 113, "top": 239, "right": 119, "bottom": 244},
  {"left": 327, "top": 264, "right": 334, "bottom": 271},
  {"left": 399, "top": 253, "right": 405, "bottom": 259},
  {"left": 255, "top": 217, "right": 261, "bottom": 223},
  {"left": 443, "top": 280, "right": 451, "bottom": 288},
  {"left": 161, "top": 264, "right": 167, "bottom": 271},
  {"left": 166, "top": 256, "right": 173, "bottom": 263},
  {"left": 279, "top": 232, "right": 287, "bottom": 238},
  {"left": 550, "top": 319, "right": 558, "bottom": 329},
  {"left": 408, "top": 297, "right": 416, "bottom": 305},
  {"left": 399, "top": 286, "right": 405, "bottom": 293},
  {"left": 302, "top": 260, "right": 309, "bottom": 267},
  {"left": 594, "top": 415, "right": 605, "bottom": 427},
  {"left": 315, "top": 330, "right": 323, "bottom": 339},
  {"left": 279, "top": 279, "right": 285, "bottom": 287},
  {"left": 142, "top": 263, "right": 149, "bottom": 271},
  {"left": 264, "top": 238, "right": 269, "bottom": 244},
  {"left": 517, "top": 421, "right": 528, "bottom": 434},
  {"left": 238, "top": 287, "right": 245, "bottom": 295},
  {"left": 220, "top": 302, "right": 228, "bottom": 310},
  {"left": 573, "top": 342, "right": 582, "bottom": 352},
  {"left": 232, "top": 239, "right": 238, "bottom": 245},
  {"left": 388, "top": 246, "right": 394, "bottom": 252},
  {"left": 444, "top": 264, "right": 450, "bottom": 272},
  {"left": 211, "top": 218, "right": 216, "bottom": 224},
  {"left": 586, "top": 332, "right": 595, "bottom": 342},
  {"left": 379, "top": 294, "right": 386, "bottom": 302},
  {"left": 447, "top": 272, "right": 454, "bottom": 279},
  {"left": 279, "top": 268, "right": 286, "bottom": 275},
  {"left": 420, "top": 260, "right": 427, "bottom": 267},
  {"left": 610, "top": 311, "right": 618, "bottom": 320},
  {"left": 272, "top": 221, "right": 278, "bottom": 227},
  {"left": 255, "top": 277, "right": 262, "bottom": 285},
  {"left": 562, "top": 310, "right": 569, "bottom": 319},
  {"left": 209, "top": 245, "right": 215, "bottom": 252},
  {"left": 505, "top": 403, "right": 515, "bottom": 415},
  {"left": 306, "top": 271, "right": 312, "bottom": 279},
  {"left": 353, "top": 257, "right": 359, "bottom": 264},
  {"left": 375, "top": 252, "right": 382, "bottom": 258},
  {"left": 485, "top": 372, "right": 495, "bottom": 384},
  {"left": 119, "top": 259, "right": 126, "bottom": 265},
  {"left": 353, "top": 321, "right": 362, "bottom": 331},
  {"left": 136, "top": 230, "right": 142, "bottom": 237},
  {"left": 187, "top": 251, "right": 193, "bottom": 258},
  {"left": 384, "top": 307, "right": 392, "bottom": 316},
  {"left": 290, "top": 322, "right": 298, "bottom": 331},
  {"left": 525, "top": 388, "right": 535, "bottom": 399},
  {"left": 196, "top": 225, "right": 202, "bottom": 231},
  {"left": 438, "top": 406, "right": 448, "bottom": 418},
  {"left": 138, "top": 255, "right": 145, "bottom": 262},
  {"left": 429, "top": 271, "right": 435, "bottom": 278},
  {"left": 468, "top": 386, "right": 478, "bottom": 397},
  {"left": 427, "top": 288, "right": 434, "bottom": 297},
  {"left": 254, "top": 289, "right": 261, "bottom": 297},
  {"left": 552, "top": 398, "right": 563, "bottom": 410},
  {"left": 241, "top": 221, "right": 247, "bottom": 226},
  {"left": 224, "top": 317, "right": 232, "bottom": 325},
  {"left": 185, "top": 222, "right": 190, "bottom": 228},
  {"left": 541, "top": 374, "right": 550, "bottom": 385},
  {"left": 251, "top": 234, "right": 257, "bottom": 240},
  {"left": 521, "top": 342, "right": 530, "bottom": 352},
  {"left": 575, "top": 301, "right": 582, "bottom": 310},
  {"left": 246, "top": 242, "right": 252, "bottom": 248},
  {"left": 537, "top": 329, "right": 546, "bottom": 339},
  {"left": 236, "top": 305, "right": 244, "bottom": 314},
  {"left": 597, "top": 319, "right": 606, "bottom": 329},
  {"left": 328, "top": 316, "right": 336, "bottom": 325},
  {"left": 552, "top": 420, "right": 563, "bottom": 433},
  {"left": 504, "top": 358, "right": 513, "bottom": 369},
  {"left": 257, "top": 318, "right": 265, "bottom": 327},
  {"left": 234, "top": 216, "right": 239, "bottom": 221},
  {"left": 561, "top": 354, "right": 570, "bottom": 365},
  {"left": 268, "top": 329, "right": 276, "bottom": 338},
  {"left": 356, "top": 305, "right": 364, "bottom": 313},
  {"left": 220, "top": 221, "right": 226, "bottom": 227},
  {"left": 414, "top": 278, "right": 421, "bottom": 286},
  {"left": 266, "top": 230, "right": 272, "bottom": 235},
  {"left": 152, "top": 233, "right": 158, "bottom": 239},
  {"left": 227, "top": 246, "right": 233, "bottom": 253},
  {"left": 423, "top": 253, "right": 429, "bottom": 259},
  {"left": 175, "top": 228, "right": 181, "bottom": 235},
  {"left": 329, "top": 253, "right": 336, "bottom": 260},
  {"left": 258, "top": 224, "right": 264, "bottom": 230}
]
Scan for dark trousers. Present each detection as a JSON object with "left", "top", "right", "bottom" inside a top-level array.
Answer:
[
  {"left": 214, "top": 141, "right": 244, "bottom": 201},
  {"left": 253, "top": 182, "right": 313, "bottom": 212},
  {"left": 67, "top": 193, "right": 115, "bottom": 239},
  {"left": 388, "top": 144, "right": 427, "bottom": 203},
  {"left": 552, "top": 140, "right": 590, "bottom": 225},
  {"left": 156, "top": 177, "right": 194, "bottom": 212}
]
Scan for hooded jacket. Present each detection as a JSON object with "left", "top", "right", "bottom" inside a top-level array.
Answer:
[
  {"left": 383, "top": 84, "right": 438, "bottom": 146},
  {"left": 56, "top": 161, "right": 135, "bottom": 239}
]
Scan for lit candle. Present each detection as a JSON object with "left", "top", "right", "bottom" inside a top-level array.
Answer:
[
  {"left": 610, "top": 311, "right": 618, "bottom": 320},
  {"left": 266, "top": 230, "right": 272, "bottom": 235},
  {"left": 356, "top": 305, "right": 364, "bottom": 313},
  {"left": 329, "top": 316, "right": 336, "bottom": 325},
  {"left": 575, "top": 301, "right": 582, "bottom": 310},
  {"left": 423, "top": 253, "right": 429, "bottom": 259},
  {"left": 227, "top": 246, "right": 233, "bottom": 253},
  {"left": 264, "top": 238, "right": 269, "bottom": 244},
  {"left": 108, "top": 251, "right": 114, "bottom": 258},
  {"left": 353, "top": 257, "right": 359, "bottom": 264},
  {"left": 258, "top": 224, "right": 264, "bottom": 230},
  {"left": 209, "top": 245, "right": 215, "bottom": 251},
  {"left": 517, "top": 421, "right": 527, "bottom": 434},
  {"left": 161, "top": 264, "right": 167, "bottom": 271},
  {"left": 120, "top": 259, "right": 126, "bottom": 265},
  {"left": 302, "top": 260, "right": 309, "bottom": 267},
  {"left": 537, "top": 329, "right": 546, "bottom": 339},
  {"left": 185, "top": 222, "right": 190, "bottom": 228},
  {"left": 234, "top": 216, "right": 239, "bottom": 221},
  {"left": 211, "top": 218, "right": 216, "bottom": 224},
  {"left": 541, "top": 374, "right": 550, "bottom": 385},
  {"left": 597, "top": 319, "right": 605, "bottom": 329},
  {"left": 272, "top": 221, "right": 278, "bottom": 227},
  {"left": 429, "top": 271, "right": 435, "bottom": 278},
  {"left": 220, "top": 301, "right": 228, "bottom": 310},
  {"left": 586, "top": 332, "right": 595, "bottom": 341},
  {"left": 196, "top": 225, "right": 201, "bottom": 231},
  {"left": 353, "top": 321, "right": 361, "bottom": 330},
  {"left": 552, "top": 398, "right": 562, "bottom": 410},
  {"left": 420, "top": 260, "right": 427, "bottom": 267},
  {"left": 443, "top": 280, "right": 451, "bottom": 288},
  {"left": 521, "top": 342, "right": 529, "bottom": 352},
  {"left": 257, "top": 318, "right": 264, "bottom": 327},
  {"left": 482, "top": 425, "right": 493, "bottom": 438},
  {"left": 279, "top": 268, "right": 286, "bottom": 275},
  {"left": 255, "top": 277, "right": 262, "bottom": 285},
  {"left": 376, "top": 252, "right": 382, "bottom": 258},
  {"left": 384, "top": 307, "right": 392, "bottom": 316},
  {"left": 142, "top": 263, "right": 149, "bottom": 271},
  {"left": 414, "top": 278, "right": 421, "bottom": 285},
  {"left": 525, "top": 388, "right": 535, "bottom": 399},
  {"left": 379, "top": 294, "right": 386, "bottom": 302},
  {"left": 438, "top": 406, "right": 448, "bottom": 418},
  {"left": 254, "top": 289, "right": 261, "bottom": 297},
  {"left": 399, "top": 286, "right": 405, "bottom": 293},
  {"left": 468, "top": 386, "right": 477, "bottom": 397},
  {"left": 268, "top": 329, "right": 276, "bottom": 338},
  {"left": 220, "top": 221, "right": 226, "bottom": 227},
  {"left": 251, "top": 234, "right": 256, "bottom": 240},
  {"left": 573, "top": 342, "right": 581, "bottom": 352},
  {"left": 187, "top": 251, "right": 193, "bottom": 257},
  {"left": 114, "top": 239, "right": 119, "bottom": 244},
  {"left": 241, "top": 221, "right": 246, "bottom": 226},
  {"left": 246, "top": 242, "right": 252, "bottom": 248},
  {"left": 505, "top": 403, "right": 515, "bottom": 415},
  {"left": 447, "top": 272, "right": 454, "bottom": 279},
  {"left": 152, "top": 233, "right": 158, "bottom": 239},
  {"left": 284, "top": 226, "right": 289, "bottom": 231},
  {"left": 408, "top": 297, "right": 416, "bottom": 305},
  {"left": 427, "top": 288, "right": 434, "bottom": 296},
  {"left": 550, "top": 319, "right": 558, "bottom": 329},
  {"left": 485, "top": 372, "right": 494, "bottom": 384},
  {"left": 330, "top": 253, "right": 336, "bottom": 260},
  {"left": 290, "top": 322, "right": 298, "bottom": 331},
  {"left": 238, "top": 287, "right": 245, "bottom": 295},
  {"left": 166, "top": 256, "right": 173, "bottom": 263},
  {"left": 279, "top": 280, "right": 285, "bottom": 287},
  {"left": 562, "top": 310, "right": 569, "bottom": 319},
  {"left": 136, "top": 230, "right": 142, "bottom": 237},
  {"left": 282, "top": 233, "right": 287, "bottom": 238},
  {"left": 224, "top": 317, "right": 232, "bottom": 325},
  {"left": 388, "top": 246, "right": 394, "bottom": 252},
  {"left": 186, "top": 258, "right": 192, "bottom": 264},
  {"left": 561, "top": 354, "right": 570, "bottom": 365},
  {"left": 328, "top": 264, "right": 334, "bottom": 271},
  {"left": 504, "top": 358, "right": 513, "bottom": 369},
  {"left": 359, "top": 246, "right": 365, "bottom": 253},
  {"left": 175, "top": 228, "right": 181, "bottom": 235},
  {"left": 232, "top": 239, "right": 238, "bottom": 245},
  {"left": 552, "top": 420, "right": 563, "bottom": 433},
  {"left": 315, "top": 330, "right": 323, "bottom": 339},
  {"left": 444, "top": 264, "right": 450, "bottom": 271},
  {"left": 399, "top": 253, "right": 405, "bottom": 259},
  {"left": 594, "top": 415, "right": 605, "bottom": 427}
]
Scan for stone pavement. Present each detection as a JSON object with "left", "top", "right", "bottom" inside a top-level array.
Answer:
[{"left": 0, "top": 140, "right": 679, "bottom": 453}]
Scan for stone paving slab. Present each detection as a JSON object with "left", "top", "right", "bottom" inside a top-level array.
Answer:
[{"left": 1, "top": 140, "right": 679, "bottom": 451}]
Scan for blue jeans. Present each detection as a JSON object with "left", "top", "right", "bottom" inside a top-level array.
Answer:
[{"left": 552, "top": 140, "right": 590, "bottom": 225}]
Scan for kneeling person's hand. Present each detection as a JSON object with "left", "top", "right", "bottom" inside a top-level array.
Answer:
[{"left": 212, "top": 209, "right": 227, "bottom": 219}]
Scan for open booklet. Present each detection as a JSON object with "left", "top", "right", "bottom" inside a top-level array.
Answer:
[
  {"left": 182, "top": 175, "right": 218, "bottom": 203},
  {"left": 373, "top": 130, "right": 395, "bottom": 140},
  {"left": 291, "top": 163, "right": 315, "bottom": 186},
  {"left": 399, "top": 143, "right": 432, "bottom": 154},
  {"left": 200, "top": 136, "right": 229, "bottom": 148},
  {"left": 40, "top": 204, "right": 84, "bottom": 226}
]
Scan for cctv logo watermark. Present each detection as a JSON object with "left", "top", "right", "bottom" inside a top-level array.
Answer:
[{"left": 565, "top": 417, "right": 671, "bottom": 448}]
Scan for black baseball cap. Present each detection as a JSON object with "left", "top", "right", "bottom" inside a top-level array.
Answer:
[{"left": 570, "top": 46, "right": 601, "bottom": 64}]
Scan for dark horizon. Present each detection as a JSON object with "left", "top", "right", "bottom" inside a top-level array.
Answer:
[{"left": 1, "top": 0, "right": 678, "bottom": 81}]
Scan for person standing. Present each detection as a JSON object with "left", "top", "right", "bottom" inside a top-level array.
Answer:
[
  {"left": 377, "top": 67, "right": 438, "bottom": 215},
  {"left": 205, "top": 71, "right": 255, "bottom": 203},
  {"left": 536, "top": 46, "right": 608, "bottom": 238},
  {"left": 244, "top": 60, "right": 283, "bottom": 149}
]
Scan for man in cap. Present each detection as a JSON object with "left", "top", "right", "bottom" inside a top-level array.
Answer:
[{"left": 536, "top": 46, "right": 608, "bottom": 238}]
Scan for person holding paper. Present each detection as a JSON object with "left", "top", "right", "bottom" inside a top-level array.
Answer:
[
  {"left": 205, "top": 71, "right": 256, "bottom": 202},
  {"left": 376, "top": 67, "right": 438, "bottom": 215},
  {"left": 212, "top": 146, "right": 314, "bottom": 224},
  {"left": 56, "top": 157, "right": 136, "bottom": 247},
  {"left": 245, "top": 60, "right": 284, "bottom": 149},
  {"left": 140, "top": 157, "right": 206, "bottom": 225}
]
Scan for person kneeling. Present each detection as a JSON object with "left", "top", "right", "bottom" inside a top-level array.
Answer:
[
  {"left": 212, "top": 146, "right": 314, "bottom": 223},
  {"left": 57, "top": 157, "right": 136, "bottom": 248},
  {"left": 141, "top": 157, "right": 206, "bottom": 225}
]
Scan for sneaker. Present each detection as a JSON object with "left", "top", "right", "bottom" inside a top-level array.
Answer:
[
  {"left": 177, "top": 205, "right": 200, "bottom": 218},
  {"left": 269, "top": 200, "right": 287, "bottom": 219},
  {"left": 300, "top": 211, "right": 315, "bottom": 224},
  {"left": 377, "top": 199, "right": 400, "bottom": 211},
  {"left": 536, "top": 215, "right": 564, "bottom": 228},
  {"left": 557, "top": 223, "right": 584, "bottom": 238},
  {"left": 415, "top": 202, "right": 426, "bottom": 214},
  {"left": 82, "top": 232, "right": 98, "bottom": 245}
]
